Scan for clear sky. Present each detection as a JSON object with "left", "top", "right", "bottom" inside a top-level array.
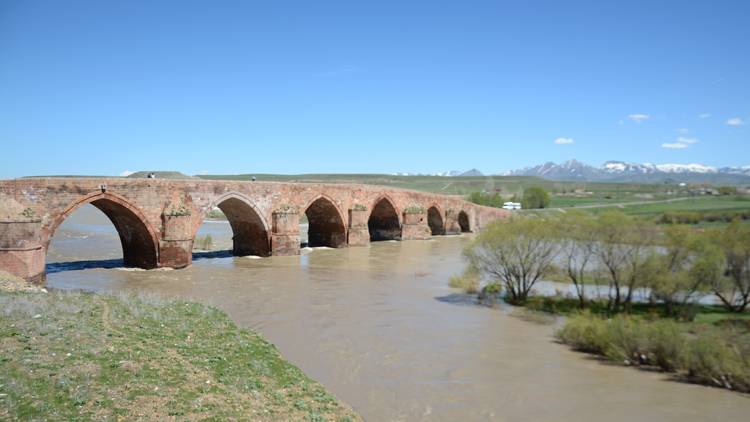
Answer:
[{"left": 1, "top": 0, "right": 748, "bottom": 178}]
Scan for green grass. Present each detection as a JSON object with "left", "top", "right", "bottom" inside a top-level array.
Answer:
[
  {"left": 0, "top": 290, "right": 360, "bottom": 421},
  {"left": 523, "top": 296, "right": 750, "bottom": 324},
  {"left": 584, "top": 195, "right": 750, "bottom": 216}
]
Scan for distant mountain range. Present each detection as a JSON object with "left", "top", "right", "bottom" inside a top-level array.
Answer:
[
  {"left": 507, "top": 160, "right": 750, "bottom": 184},
  {"left": 393, "top": 168, "right": 484, "bottom": 177}
]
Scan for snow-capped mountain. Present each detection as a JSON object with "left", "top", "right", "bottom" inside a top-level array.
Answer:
[{"left": 509, "top": 160, "right": 750, "bottom": 183}]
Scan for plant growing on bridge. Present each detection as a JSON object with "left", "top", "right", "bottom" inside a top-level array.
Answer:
[
  {"left": 275, "top": 204, "right": 299, "bottom": 214},
  {"left": 165, "top": 203, "right": 192, "bottom": 217},
  {"left": 352, "top": 204, "right": 367, "bottom": 211},
  {"left": 464, "top": 217, "right": 559, "bottom": 305},
  {"left": 20, "top": 207, "right": 36, "bottom": 219},
  {"left": 403, "top": 205, "right": 426, "bottom": 214}
]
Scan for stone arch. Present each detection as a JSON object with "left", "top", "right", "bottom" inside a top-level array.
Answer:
[
  {"left": 458, "top": 210, "right": 471, "bottom": 232},
  {"left": 45, "top": 191, "right": 160, "bottom": 269},
  {"left": 427, "top": 205, "right": 445, "bottom": 235},
  {"left": 303, "top": 195, "right": 347, "bottom": 248},
  {"left": 196, "top": 192, "right": 271, "bottom": 257},
  {"left": 368, "top": 195, "right": 402, "bottom": 241}
]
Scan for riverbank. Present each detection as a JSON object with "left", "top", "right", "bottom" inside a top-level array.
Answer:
[
  {"left": 0, "top": 287, "right": 360, "bottom": 421},
  {"left": 496, "top": 295, "right": 750, "bottom": 393}
]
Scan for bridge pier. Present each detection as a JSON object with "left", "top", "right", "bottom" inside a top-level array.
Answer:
[
  {"left": 0, "top": 199, "right": 45, "bottom": 283},
  {"left": 347, "top": 206, "right": 370, "bottom": 247},
  {"left": 444, "top": 209, "right": 462, "bottom": 235},
  {"left": 270, "top": 207, "right": 300, "bottom": 255},
  {"left": 159, "top": 212, "right": 193, "bottom": 269},
  {"left": 401, "top": 208, "right": 431, "bottom": 240}
]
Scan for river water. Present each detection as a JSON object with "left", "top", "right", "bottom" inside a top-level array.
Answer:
[{"left": 46, "top": 205, "right": 750, "bottom": 421}]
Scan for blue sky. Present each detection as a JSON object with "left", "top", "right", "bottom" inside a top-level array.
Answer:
[{"left": 1, "top": 0, "right": 748, "bottom": 178}]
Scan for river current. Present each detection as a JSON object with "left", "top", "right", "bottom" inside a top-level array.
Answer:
[{"left": 45, "top": 205, "right": 750, "bottom": 421}]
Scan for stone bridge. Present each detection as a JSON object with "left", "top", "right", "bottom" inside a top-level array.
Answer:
[{"left": 0, "top": 178, "right": 509, "bottom": 283}]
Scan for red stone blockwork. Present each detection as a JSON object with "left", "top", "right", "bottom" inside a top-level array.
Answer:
[{"left": 0, "top": 178, "right": 510, "bottom": 282}]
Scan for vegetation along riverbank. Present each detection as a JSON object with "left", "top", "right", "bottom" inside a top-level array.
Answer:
[
  {"left": 452, "top": 211, "right": 750, "bottom": 393},
  {"left": 0, "top": 281, "right": 360, "bottom": 421}
]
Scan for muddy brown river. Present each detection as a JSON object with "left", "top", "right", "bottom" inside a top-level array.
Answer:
[{"left": 46, "top": 205, "right": 750, "bottom": 421}]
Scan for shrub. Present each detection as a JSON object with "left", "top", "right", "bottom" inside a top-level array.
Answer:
[
  {"left": 556, "top": 313, "right": 750, "bottom": 392},
  {"left": 647, "top": 320, "right": 686, "bottom": 372},
  {"left": 482, "top": 282, "right": 502, "bottom": 295},
  {"left": 478, "top": 282, "right": 503, "bottom": 305},
  {"left": 448, "top": 267, "right": 480, "bottom": 294},
  {"left": 602, "top": 317, "right": 649, "bottom": 365},
  {"left": 684, "top": 332, "right": 748, "bottom": 391},
  {"left": 521, "top": 186, "right": 550, "bottom": 209},
  {"left": 554, "top": 313, "right": 609, "bottom": 354},
  {"left": 194, "top": 234, "right": 213, "bottom": 251}
]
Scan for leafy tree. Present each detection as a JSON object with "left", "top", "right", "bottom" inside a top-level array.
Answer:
[
  {"left": 717, "top": 186, "right": 737, "bottom": 195},
  {"left": 521, "top": 186, "right": 550, "bottom": 209},
  {"left": 467, "top": 191, "right": 504, "bottom": 208},
  {"left": 554, "top": 211, "right": 597, "bottom": 308},
  {"left": 464, "top": 217, "right": 559, "bottom": 304},
  {"left": 642, "top": 226, "right": 708, "bottom": 317},
  {"left": 710, "top": 221, "right": 750, "bottom": 312},
  {"left": 593, "top": 211, "right": 656, "bottom": 312}
]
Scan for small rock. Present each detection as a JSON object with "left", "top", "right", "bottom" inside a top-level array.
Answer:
[{"left": 32, "top": 314, "right": 42, "bottom": 319}]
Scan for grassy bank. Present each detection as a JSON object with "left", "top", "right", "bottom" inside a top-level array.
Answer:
[{"left": 0, "top": 290, "right": 360, "bottom": 421}]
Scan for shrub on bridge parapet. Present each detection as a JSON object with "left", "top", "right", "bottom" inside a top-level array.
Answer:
[
  {"left": 164, "top": 204, "right": 192, "bottom": 216},
  {"left": 403, "top": 205, "right": 426, "bottom": 214},
  {"left": 272, "top": 205, "right": 300, "bottom": 234}
]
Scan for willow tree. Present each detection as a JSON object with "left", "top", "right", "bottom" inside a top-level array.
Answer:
[
  {"left": 464, "top": 217, "right": 558, "bottom": 304},
  {"left": 642, "top": 225, "right": 709, "bottom": 317},
  {"left": 593, "top": 211, "right": 656, "bottom": 312},
  {"left": 710, "top": 221, "right": 750, "bottom": 312},
  {"left": 554, "top": 211, "right": 598, "bottom": 308}
]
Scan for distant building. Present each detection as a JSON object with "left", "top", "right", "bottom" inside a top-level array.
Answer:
[{"left": 502, "top": 202, "right": 522, "bottom": 210}]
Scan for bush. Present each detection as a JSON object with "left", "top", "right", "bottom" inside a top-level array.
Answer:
[
  {"left": 448, "top": 267, "right": 480, "bottom": 294},
  {"left": 554, "top": 313, "right": 609, "bottom": 354},
  {"left": 521, "top": 186, "right": 550, "bottom": 209},
  {"left": 194, "top": 234, "right": 214, "bottom": 251},
  {"left": 478, "top": 282, "right": 503, "bottom": 305},
  {"left": 648, "top": 320, "right": 686, "bottom": 372},
  {"left": 684, "top": 332, "right": 749, "bottom": 391},
  {"left": 602, "top": 317, "right": 649, "bottom": 365},
  {"left": 556, "top": 314, "right": 750, "bottom": 392},
  {"left": 467, "top": 191, "right": 504, "bottom": 208}
]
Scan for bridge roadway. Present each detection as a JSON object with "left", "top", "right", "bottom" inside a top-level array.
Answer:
[{"left": 0, "top": 178, "right": 509, "bottom": 283}]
